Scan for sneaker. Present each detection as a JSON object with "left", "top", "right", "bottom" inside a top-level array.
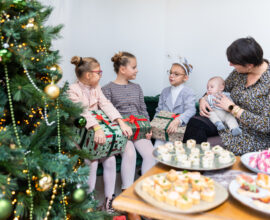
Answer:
[{"left": 104, "top": 194, "right": 116, "bottom": 214}]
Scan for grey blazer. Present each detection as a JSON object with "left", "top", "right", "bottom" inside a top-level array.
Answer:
[{"left": 155, "top": 85, "right": 196, "bottom": 125}]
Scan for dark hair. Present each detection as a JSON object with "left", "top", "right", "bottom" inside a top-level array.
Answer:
[
  {"left": 226, "top": 37, "right": 263, "bottom": 67},
  {"left": 111, "top": 52, "right": 136, "bottom": 73},
  {"left": 71, "top": 56, "right": 99, "bottom": 78}
]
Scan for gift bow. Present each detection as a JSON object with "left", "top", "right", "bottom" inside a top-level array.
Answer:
[
  {"left": 156, "top": 113, "right": 180, "bottom": 141},
  {"left": 123, "top": 115, "right": 147, "bottom": 140},
  {"left": 95, "top": 114, "right": 110, "bottom": 125}
]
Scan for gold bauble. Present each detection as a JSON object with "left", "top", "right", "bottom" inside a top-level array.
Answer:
[
  {"left": 44, "top": 83, "right": 60, "bottom": 99},
  {"left": 9, "top": 143, "right": 16, "bottom": 149},
  {"left": 35, "top": 174, "right": 53, "bottom": 191},
  {"left": 49, "top": 64, "right": 63, "bottom": 83}
]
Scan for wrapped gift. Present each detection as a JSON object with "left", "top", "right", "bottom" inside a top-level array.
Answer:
[
  {"left": 123, "top": 115, "right": 151, "bottom": 140},
  {"left": 75, "top": 110, "right": 128, "bottom": 160},
  {"left": 150, "top": 110, "right": 186, "bottom": 142}
]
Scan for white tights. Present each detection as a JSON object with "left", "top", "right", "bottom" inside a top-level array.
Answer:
[
  {"left": 85, "top": 156, "right": 116, "bottom": 198},
  {"left": 121, "top": 139, "right": 155, "bottom": 189}
]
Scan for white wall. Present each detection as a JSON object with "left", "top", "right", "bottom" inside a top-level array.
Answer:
[{"left": 42, "top": 0, "right": 270, "bottom": 99}]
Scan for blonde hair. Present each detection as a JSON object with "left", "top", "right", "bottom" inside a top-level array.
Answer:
[
  {"left": 208, "top": 76, "right": 225, "bottom": 87},
  {"left": 70, "top": 56, "right": 99, "bottom": 78},
  {"left": 111, "top": 51, "right": 136, "bottom": 73}
]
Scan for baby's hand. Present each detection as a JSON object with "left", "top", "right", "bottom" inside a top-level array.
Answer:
[{"left": 167, "top": 118, "right": 181, "bottom": 134}]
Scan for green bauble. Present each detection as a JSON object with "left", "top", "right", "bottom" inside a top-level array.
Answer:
[
  {"left": 72, "top": 188, "right": 86, "bottom": 203},
  {"left": 0, "top": 199, "right": 12, "bottom": 220},
  {"left": 74, "top": 116, "right": 87, "bottom": 128}
]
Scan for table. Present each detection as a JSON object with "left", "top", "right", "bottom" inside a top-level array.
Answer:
[{"left": 112, "top": 157, "right": 269, "bottom": 220}]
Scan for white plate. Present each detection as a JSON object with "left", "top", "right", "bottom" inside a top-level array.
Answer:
[
  {"left": 153, "top": 144, "right": 236, "bottom": 171},
  {"left": 241, "top": 152, "right": 270, "bottom": 175},
  {"left": 229, "top": 175, "right": 270, "bottom": 215},
  {"left": 135, "top": 172, "right": 228, "bottom": 214}
]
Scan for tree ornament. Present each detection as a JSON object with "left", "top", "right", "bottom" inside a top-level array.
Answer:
[
  {"left": 44, "top": 82, "right": 60, "bottom": 99},
  {"left": 48, "top": 64, "right": 63, "bottom": 83},
  {"left": 74, "top": 116, "right": 87, "bottom": 128},
  {"left": 35, "top": 174, "right": 53, "bottom": 191},
  {"left": 0, "top": 198, "right": 12, "bottom": 220},
  {"left": 25, "top": 18, "right": 38, "bottom": 30},
  {"left": 72, "top": 188, "right": 86, "bottom": 203},
  {"left": 9, "top": 143, "right": 16, "bottom": 149}
]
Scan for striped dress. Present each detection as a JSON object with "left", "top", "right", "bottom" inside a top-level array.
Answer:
[
  {"left": 101, "top": 81, "right": 150, "bottom": 120},
  {"left": 220, "top": 64, "right": 270, "bottom": 155}
]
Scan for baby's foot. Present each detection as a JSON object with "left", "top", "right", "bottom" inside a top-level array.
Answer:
[
  {"left": 215, "top": 121, "right": 225, "bottom": 131},
  {"left": 231, "top": 127, "right": 242, "bottom": 136}
]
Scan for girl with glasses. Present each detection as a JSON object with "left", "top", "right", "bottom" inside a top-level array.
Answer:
[
  {"left": 68, "top": 56, "right": 132, "bottom": 213},
  {"left": 153, "top": 57, "right": 196, "bottom": 148}
]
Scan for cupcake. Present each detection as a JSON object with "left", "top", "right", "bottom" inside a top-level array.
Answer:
[
  {"left": 176, "top": 195, "right": 193, "bottom": 209},
  {"left": 165, "top": 191, "right": 180, "bottom": 206},
  {"left": 201, "top": 187, "right": 215, "bottom": 202},
  {"left": 187, "top": 190, "right": 201, "bottom": 205}
]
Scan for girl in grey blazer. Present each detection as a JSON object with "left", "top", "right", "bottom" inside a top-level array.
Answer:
[{"left": 154, "top": 57, "right": 196, "bottom": 147}]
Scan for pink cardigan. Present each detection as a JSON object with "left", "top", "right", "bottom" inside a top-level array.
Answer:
[{"left": 68, "top": 81, "right": 122, "bottom": 129}]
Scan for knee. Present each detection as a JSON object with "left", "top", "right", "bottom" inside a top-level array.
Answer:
[
  {"left": 103, "top": 156, "right": 116, "bottom": 169},
  {"left": 123, "top": 141, "right": 136, "bottom": 160}
]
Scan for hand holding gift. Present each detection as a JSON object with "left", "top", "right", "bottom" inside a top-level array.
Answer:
[
  {"left": 93, "top": 125, "right": 106, "bottom": 145},
  {"left": 117, "top": 118, "right": 133, "bottom": 138},
  {"left": 167, "top": 118, "right": 181, "bottom": 134}
]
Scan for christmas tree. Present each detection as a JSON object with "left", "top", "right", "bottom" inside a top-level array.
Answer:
[{"left": 0, "top": 0, "right": 111, "bottom": 219}]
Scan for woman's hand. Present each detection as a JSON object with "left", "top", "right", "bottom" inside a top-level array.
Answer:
[
  {"left": 167, "top": 119, "right": 181, "bottom": 134},
  {"left": 213, "top": 93, "right": 235, "bottom": 111},
  {"left": 145, "top": 130, "right": 152, "bottom": 140},
  {"left": 117, "top": 119, "right": 133, "bottom": 138},
  {"left": 199, "top": 96, "right": 212, "bottom": 118},
  {"left": 93, "top": 127, "right": 106, "bottom": 145}
]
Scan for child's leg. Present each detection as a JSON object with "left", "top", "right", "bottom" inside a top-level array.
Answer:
[
  {"left": 101, "top": 156, "right": 116, "bottom": 198},
  {"left": 154, "top": 139, "right": 167, "bottom": 148},
  {"left": 134, "top": 139, "right": 156, "bottom": 174},
  {"left": 210, "top": 110, "right": 225, "bottom": 130},
  {"left": 84, "top": 159, "right": 98, "bottom": 193},
  {"left": 224, "top": 113, "right": 242, "bottom": 136},
  {"left": 121, "top": 141, "right": 136, "bottom": 189}
]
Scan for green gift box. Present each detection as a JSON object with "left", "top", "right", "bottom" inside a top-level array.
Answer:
[
  {"left": 123, "top": 115, "right": 151, "bottom": 140},
  {"left": 150, "top": 110, "right": 186, "bottom": 142},
  {"left": 75, "top": 110, "right": 128, "bottom": 160}
]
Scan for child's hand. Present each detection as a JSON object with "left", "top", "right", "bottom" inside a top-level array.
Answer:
[
  {"left": 145, "top": 130, "right": 152, "bottom": 140},
  {"left": 94, "top": 128, "right": 106, "bottom": 145},
  {"left": 117, "top": 119, "right": 133, "bottom": 138},
  {"left": 167, "top": 119, "right": 181, "bottom": 134}
]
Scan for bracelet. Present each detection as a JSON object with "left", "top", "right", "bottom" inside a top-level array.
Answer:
[
  {"left": 232, "top": 106, "right": 241, "bottom": 117},
  {"left": 93, "top": 125, "right": 102, "bottom": 132}
]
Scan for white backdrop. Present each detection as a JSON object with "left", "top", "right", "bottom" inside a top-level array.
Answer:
[{"left": 42, "top": 0, "right": 270, "bottom": 99}]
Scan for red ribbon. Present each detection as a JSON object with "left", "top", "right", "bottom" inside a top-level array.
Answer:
[
  {"left": 95, "top": 114, "right": 110, "bottom": 125},
  {"left": 171, "top": 114, "right": 180, "bottom": 119},
  {"left": 124, "top": 115, "right": 147, "bottom": 140},
  {"left": 113, "top": 216, "right": 126, "bottom": 220}
]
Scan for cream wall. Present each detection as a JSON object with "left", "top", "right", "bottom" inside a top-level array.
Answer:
[{"left": 42, "top": 0, "right": 270, "bottom": 98}]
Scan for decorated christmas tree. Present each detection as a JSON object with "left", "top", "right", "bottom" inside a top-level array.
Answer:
[{"left": 0, "top": 0, "right": 110, "bottom": 219}]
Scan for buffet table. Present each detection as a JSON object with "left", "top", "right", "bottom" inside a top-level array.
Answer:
[{"left": 112, "top": 157, "right": 269, "bottom": 220}]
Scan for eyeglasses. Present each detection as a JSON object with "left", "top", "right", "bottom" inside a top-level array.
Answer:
[
  {"left": 91, "top": 70, "right": 103, "bottom": 76},
  {"left": 167, "top": 70, "right": 186, "bottom": 77}
]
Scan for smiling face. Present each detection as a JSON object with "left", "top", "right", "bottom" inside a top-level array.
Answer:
[
  {"left": 207, "top": 78, "right": 224, "bottom": 95},
  {"left": 169, "top": 64, "right": 188, "bottom": 87},
  {"left": 120, "top": 57, "right": 138, "bottom": 80}
]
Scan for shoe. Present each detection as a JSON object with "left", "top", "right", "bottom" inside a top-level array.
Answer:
[
  {"left": 104, "top": 194, "right": 116, "bottom": 214},
  {"left": 127, "top": 212, "right": 141, "bottom": 220}
]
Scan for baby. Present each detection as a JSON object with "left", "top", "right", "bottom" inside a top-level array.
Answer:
[{"left": 207, "top": 76, "right": 242, "bottom": 136}]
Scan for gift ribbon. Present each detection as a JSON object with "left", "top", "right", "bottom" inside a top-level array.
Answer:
[
  {"left": 156, "top": 113, "right": 180, "bottom": 141},
  {"left": 92, "top": 111, "right": 116, "bottom": 157},
  {"left": 123, "top": 115, "right": 147, "bottom": 140}
]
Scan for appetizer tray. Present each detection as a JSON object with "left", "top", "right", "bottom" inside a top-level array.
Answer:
[
  {"left": 241, "top": 152, "right": 270, "bottom": 175},
  {"left": 229, "top": 173, "right": 270, "bottom": 215},
  {"left": 153, "top": 143, "right": 236, "bottom": 171},
  {"left": 135, "top": 170, "right": 228, "bottom": 213}
]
